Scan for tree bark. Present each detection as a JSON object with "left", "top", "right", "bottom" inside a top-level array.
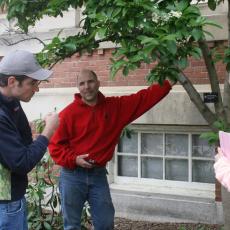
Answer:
[
  {"left": 178, "top": 73, "right": 218, "bottom": 130},
  {"left": 199, "top": 40, "right": 226, "bottom": 121},
  {"left": 223, "top": 75, "right": 230, "bottom": 124}
]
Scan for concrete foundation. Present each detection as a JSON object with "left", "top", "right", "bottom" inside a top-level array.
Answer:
[{"left": 111, "top": 188, "right": 224, "bottom": 224}]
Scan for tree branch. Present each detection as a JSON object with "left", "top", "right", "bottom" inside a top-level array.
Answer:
[
  {"left": 178, "top": 72, "right": 218, "bottom": 131},
  {"left": 198, "top": 40, "right": 226, "bottom": 120},
  {"left": 0, "top": 36, "right": 46, "bottom": 47},
  {"left": 48, "top": 36, "right": 116, "bottom": 69}
]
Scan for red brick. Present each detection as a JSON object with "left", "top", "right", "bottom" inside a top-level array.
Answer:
[
  {"left": 38, "top": 41, "right": 227, "bottom": 89},
  {"left": 97, "top": 49, "right": 104, "bottom": 55}
]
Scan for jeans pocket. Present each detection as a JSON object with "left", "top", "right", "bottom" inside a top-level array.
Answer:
[{"left": 6, "top": 199, "right": 22, "bottom": 215}]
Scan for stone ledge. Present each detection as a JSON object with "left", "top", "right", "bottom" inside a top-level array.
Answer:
[{"left": 111, "top": 187, "right": 223, "bottom": 224}]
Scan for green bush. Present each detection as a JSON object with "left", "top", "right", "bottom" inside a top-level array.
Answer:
[{"left": 26, "top": 118, "right": 92, "bottom": 230}]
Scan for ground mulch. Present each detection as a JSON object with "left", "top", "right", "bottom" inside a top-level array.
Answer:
[{"left": 114, "top": 218, "right": 223, "bottom": 230}]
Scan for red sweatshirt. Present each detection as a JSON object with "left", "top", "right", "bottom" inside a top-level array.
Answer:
[{"left": 48, "top": 80, "right": 171, "bottom": 169}]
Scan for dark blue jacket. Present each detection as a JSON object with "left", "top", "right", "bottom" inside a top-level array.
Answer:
[{"left": 0, "top": 93, "right": 48, "bottom": 202}]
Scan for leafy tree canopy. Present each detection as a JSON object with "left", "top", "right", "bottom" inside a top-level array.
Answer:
[{"left": 0, "top": 0, "right": 225, "bottom": 80}]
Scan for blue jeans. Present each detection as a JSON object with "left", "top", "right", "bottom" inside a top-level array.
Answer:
[
  {"left": 59, "top": 167, "right": 115, "bottom": 230},
  {"left": 0, "top": 197, "right": 28, "bottom": 230}
]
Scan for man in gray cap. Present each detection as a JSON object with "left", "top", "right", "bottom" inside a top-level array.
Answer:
[{"left": 0, "top": 50, "right": 59, "bottom": 230}]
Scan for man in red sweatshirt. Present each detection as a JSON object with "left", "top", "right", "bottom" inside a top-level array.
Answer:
[{"left": 49, "top": 69, "right": 175, "bottom": 230}]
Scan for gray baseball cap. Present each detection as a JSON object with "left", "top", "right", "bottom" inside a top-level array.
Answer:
[{"left": 0, "top": 50, "right": 53, "bottom": 80}]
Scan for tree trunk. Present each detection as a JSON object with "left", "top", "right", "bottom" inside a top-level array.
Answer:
[
  {"left": 223, "top": 74, "right": 230, "bottom": 123},
  {"left": 199, "top": 40, "right": 225, "bottom": 120},
  {"left": 177, "top": 73, "right": 218, "bottom": 130}
]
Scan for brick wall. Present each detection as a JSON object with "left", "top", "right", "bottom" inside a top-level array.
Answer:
[{"left": 40, "top": 41, "right": 227, "bottom": 88}]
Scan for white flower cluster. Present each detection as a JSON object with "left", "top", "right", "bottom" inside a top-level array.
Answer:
[
  {"left": 169, "top": 10, "right": 182, "bottom": 18},
  {"left": 151, "top": 10, "right": 182, "bottom": 24}
]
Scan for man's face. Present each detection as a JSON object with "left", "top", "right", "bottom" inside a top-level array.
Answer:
[
  {"left": 11, "top": 77, "right": 40, "bottom": 102},
  {"left": 78, "top": 73, "right": 100, "bottom": 105}
]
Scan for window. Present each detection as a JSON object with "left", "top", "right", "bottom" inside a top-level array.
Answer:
[{"left": 117, "top": 131, "right": 215, "bottom": 184}]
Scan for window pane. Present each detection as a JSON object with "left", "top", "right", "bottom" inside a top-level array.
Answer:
[
  {"left": 165, "top": 134, "right": 188, "bottom": 156},
  {"left": 141, "top": 157, "right": 163, "bottom": 179},
  {"left": 141, "top": 133, "right": 163, "bottom": 155},
  {"left": 192, "top": 160, "right": 215, "bottom": 183},
  {"left": 118, "top": 133, "right": 138, "bottom": 154},
  {"left": 192, "top": 135, "right": 215, "bottom": 158},
  {"left": 118, "top": 156, "right": 138, "bottom": 177},
  {"left": 165, "top": 159, "right": 188, "bottom": 181}
]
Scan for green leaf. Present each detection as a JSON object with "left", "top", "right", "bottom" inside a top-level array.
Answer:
[
  {"left": 112, "top": 7, "right": 121, "bottom": 17},
  {"left": 166, "top": 40, "right": 177, "bottom": 55},
  {"left": 97, "top": 28, "right": 107, "bottom": 39},
  {"left": 191, "top": 28, "right": 203, "bottom": 41},
  {"left": 183, "top": 5, "right": 200, "bottom": 16},
  {"left": 213, "top": 119, "right": 227, "bottom": 131},
  {"left": 224, "top": 48, "right": 230, "bottom": 70},
  {"left": 203, "top": 19, "right": 222, "bottom": 29},
  {"left": 161, "top": 34, "right": 177, "bottom": 41},
  {"left": 175, "top": 0, "right": 189, "bottom": 11},
  {"left": 227, "top": 63, "right": 230, "bottom": 72},
  {"left": 142, "top": 44, "right": 156, "bottom": 56},
  {"left": 177, "top": 58, "right": 188, "bottom": 69},
  {"left": 35, "top": 222, "right": 42, "bottom": 230},
  {"left": 122, "top": 8, "right": 128, "bottom": 17},
  {"left": 200, "top": 132, "right": 218, "bottom": 144},
  {"left": 203, "top": 30, "right": 214, "bottom": 39},
  {"left": 122, "top": 66, "right": 129, "bottom": 76},
  {"left": 225, "top": 48, "right": 230, "bottom": 55},
  {"left": 63, "top": 43, "right": 76, "bottom": 52},
  {"left": 110, "top": 59, "right": 126, "bottom": 78},
  {"left": 129, "top": 54, "right": 143, "bottom": 63},
  {"left": 121, "top": 126, "right": 134, "bottom": 138},
  {"left": 190, "top": 47, "right": 202, "bottom": 59},
  {"left": 128, "top": 19, "right": 134, "bottom": 28},
  {"left": 211, "top": 48, "right": 223, "bottom": 63},
  {"left": 44, "top": 222, "right": 52, "bottom": 230},
  {"left": 138, "top": 36, "right": 158, "bottom": 45}
]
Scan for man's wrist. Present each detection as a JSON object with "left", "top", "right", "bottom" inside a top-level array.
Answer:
[{"left": 41, "top": 128, "right": 54, "bottom": 140}]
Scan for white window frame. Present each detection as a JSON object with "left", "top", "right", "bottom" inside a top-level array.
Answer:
[{"left": 114, "top": 125, "right": 215, "bottom": 192}]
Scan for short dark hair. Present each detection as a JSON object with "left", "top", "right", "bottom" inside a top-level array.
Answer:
[{"left": 0, "top": 73, "right": 29, "bottom": 87}]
